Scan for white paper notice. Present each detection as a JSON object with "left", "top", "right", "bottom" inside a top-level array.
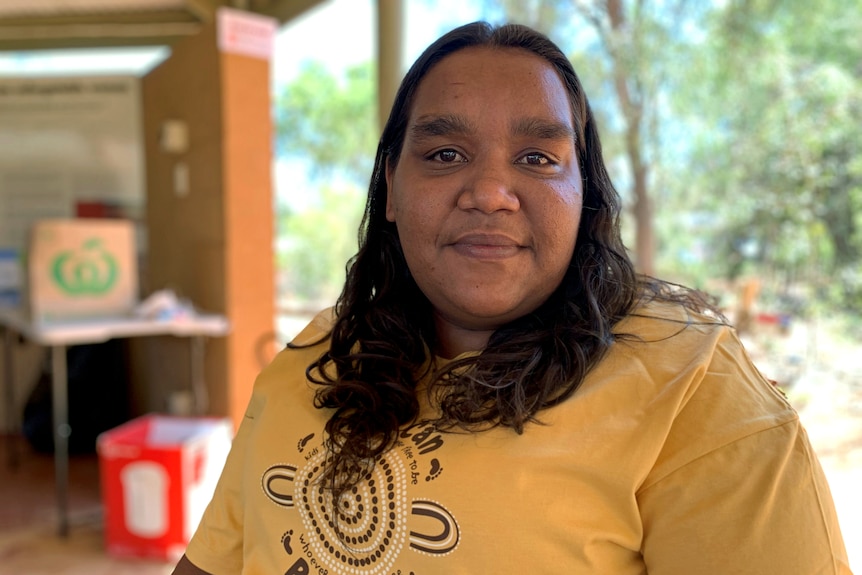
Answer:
[{"left": 217, "top": 7, "right": 278, "bottom": 61}]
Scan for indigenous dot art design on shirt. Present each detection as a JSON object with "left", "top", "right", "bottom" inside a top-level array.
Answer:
[{"left": 261, "top": 420, "right": 460, "bottom": 575}]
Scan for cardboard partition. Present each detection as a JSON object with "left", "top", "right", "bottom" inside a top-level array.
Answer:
[{"left": 26, "top": 218, "right": 138, "bottom": 322}]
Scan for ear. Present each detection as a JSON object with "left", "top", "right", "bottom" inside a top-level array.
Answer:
[{"left": 384, "top": 157, "right": 396, "bottom": 222}]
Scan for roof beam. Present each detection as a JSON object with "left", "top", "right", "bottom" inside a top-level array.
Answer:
[
  {"left": 250, "top": 0, "right": 325, "bottom": 24},
  {"left": 0, "top": 0, "right": 327, "bottom": 51},
  {"left": 184, "top": 0, "right": 220, "bottom": 23},
  {"left": 0, "top": 16, "right": 202, "bottom": 51}
]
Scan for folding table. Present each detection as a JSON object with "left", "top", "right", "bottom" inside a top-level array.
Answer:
[{"left": 0, "top": 306, "right": 230, "bottom": 536}]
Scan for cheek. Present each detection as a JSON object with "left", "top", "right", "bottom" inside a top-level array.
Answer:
[
  {"left": 543, "top": 188, "right": 583, "bottom": 249},
  {"left": 391, "top": 182, "right": 445, "bottom": 233}
]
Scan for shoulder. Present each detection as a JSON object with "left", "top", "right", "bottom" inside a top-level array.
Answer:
[
  {"left": 288, "top": 306, "right": 336, "bottom": 347},
  {"left": 608, "top": 297, "right": 789, "bottom": 412},
  {"left": 605, "top": 299, "right": 800, "bottom": 485},
  {"left": 613, "top": 296, "right": 725, "bottom": 341},
  {"left": 250, "top": 307, "right": 334, "bottom": 400},
  {"left": 606, "top": 297, "right": 735, "bottom": 381}
]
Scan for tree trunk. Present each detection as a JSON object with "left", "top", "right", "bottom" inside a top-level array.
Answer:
[
  {"left": 632, "top": 157, "right": 654, "bottom": 275},
  {"left": 606, "top": 0, "right": 655, "bottom": 275}
]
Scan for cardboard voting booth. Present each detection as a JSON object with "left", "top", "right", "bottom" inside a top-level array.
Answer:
[
  {"left": 97, "top": 414, "right": 233, "bottom": 561},
  {"left": 26, "top": 218, "right": 138, "bottom": 322}
]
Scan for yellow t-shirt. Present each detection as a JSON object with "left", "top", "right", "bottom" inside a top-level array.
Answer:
[{"left": 185, "top": 303, "right": 852, "bottom": 574}]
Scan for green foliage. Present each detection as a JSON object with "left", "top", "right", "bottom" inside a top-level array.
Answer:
[
  {"left": 479, "top": 0, "right": 862, "bottom": 315},
  {"left": 667, "top": 0, "right": 862, "bottom": 311},
  {"left": 275, "top": 61, "right": 378, "bottom": 185},
  {"left": 276, "top": 184, "right": 365, "bottom": 302},
  {"left": 273, "top": 61, "right": 377, "bottom": 302}
]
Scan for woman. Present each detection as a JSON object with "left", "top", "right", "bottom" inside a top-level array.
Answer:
[{"left": 173, "top": 21, "right": 851, "bottom": 574}]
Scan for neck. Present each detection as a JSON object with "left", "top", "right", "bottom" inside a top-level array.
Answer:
[{"left": 433, "top": 314, "right": 495, "bottom": 359}]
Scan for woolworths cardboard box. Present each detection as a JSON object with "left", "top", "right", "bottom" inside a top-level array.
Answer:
[{"left": 26, "top": 219, "right": 139, "bottom": 323}]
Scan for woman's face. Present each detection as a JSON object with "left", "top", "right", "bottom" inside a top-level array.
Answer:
[{"left": 385, "top": 46, "right": 583, "bottom": 357}]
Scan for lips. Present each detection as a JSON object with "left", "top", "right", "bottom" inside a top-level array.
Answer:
[{"left": 449, "top": 233, "right": 524, "bottom": 259}]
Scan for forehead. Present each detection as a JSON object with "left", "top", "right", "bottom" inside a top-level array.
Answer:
[{"left": 409, "top": 46, "right": 573, "bottom": 127}]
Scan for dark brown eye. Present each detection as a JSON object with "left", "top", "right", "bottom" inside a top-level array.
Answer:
[
  {"left": 432, "top": 149, "right": 466, "bottom": 163},
  {"left": 519, "top": 153, "right": 551, "bottom": 166}
]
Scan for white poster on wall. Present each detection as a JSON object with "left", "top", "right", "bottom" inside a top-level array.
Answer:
[
  {"left": 217, "top": 7, "right": 277, "bottom": 61},
  {"left": 0, "top": 76, "right": 145, "bottom": 253}
]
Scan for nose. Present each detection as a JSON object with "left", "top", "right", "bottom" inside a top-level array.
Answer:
[{"left": 456, "top": 160, "right": 520, "bottom": 213}]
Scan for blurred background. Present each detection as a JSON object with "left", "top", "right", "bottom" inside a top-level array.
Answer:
[{"left": 0, "top": 0, "right": 859, "bottom": 572}]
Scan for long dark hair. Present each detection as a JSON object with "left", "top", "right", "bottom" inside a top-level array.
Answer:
[{"left": 294, "top": 21, "right": 716, "bottom": 499}]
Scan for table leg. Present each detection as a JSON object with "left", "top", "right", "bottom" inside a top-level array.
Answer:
[
  {"left": 51, "top": 344, "right": 70, "bottom": 537},
  {"left": 190, "top": 336, "right": 208, "bottom": 415},
  {"left": 3, "top": 326, "right": 18, "bottom": 469}
]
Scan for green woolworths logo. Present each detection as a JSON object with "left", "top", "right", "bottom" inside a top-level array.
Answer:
[{"left": 50, "top": 238, "right": 119, "bottom": 295}]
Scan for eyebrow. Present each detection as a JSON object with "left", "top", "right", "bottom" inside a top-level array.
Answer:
[
  {"left": 409, "top": 114, "right": 473, "bottom": 140},
  {"left": 408, "top": 114, "right": 575, "bottom": 142},
  {"left": 511, "top": 117, "right": 576, "bottom": 141}
]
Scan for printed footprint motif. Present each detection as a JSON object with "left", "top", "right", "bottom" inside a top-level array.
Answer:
[
  {"left": 425, "top": 458, "right": 442, "bottom": 481},
  {"left": 281, "top": 529, "right": 294, "bottom": 554},
  {"left": 297, "top": 433, "right": 314, "bottom": 452}
]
